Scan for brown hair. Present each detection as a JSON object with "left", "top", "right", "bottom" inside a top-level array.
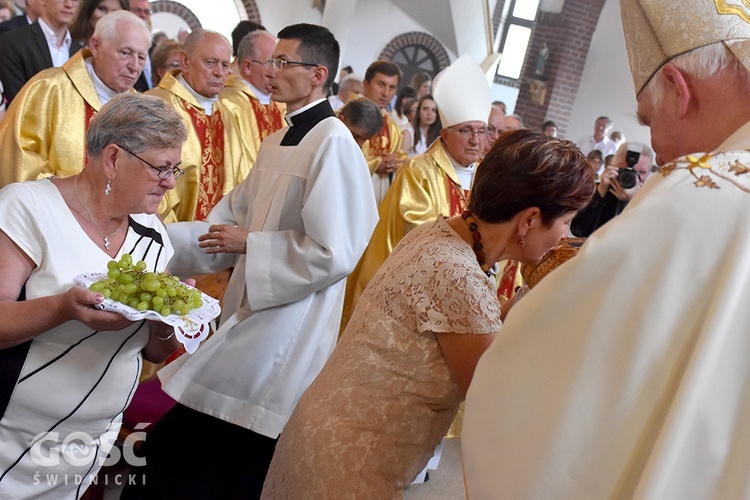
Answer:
[
  {"left": 469, "top": 129, "right": 595, "bottom": 226},
  {"left": 150, "top": 39, "right": 182, "bottom": 86},
  {"left": 411, "top": 94, "right": 441, "bottom": 150},
  {"left": 364, "top": 59, "right": 401, "bottom": 83},
  {"left": 410, "top": 72, "right": 431, "bottom": 92},
  {"left": 70, "top": 0, "right": 130, "bottom": 45}
]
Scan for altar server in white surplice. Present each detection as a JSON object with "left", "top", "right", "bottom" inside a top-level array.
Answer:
[
  {"left": 123, "top": 24, "right": 378, "bottom": 499},
  {"left": 463, "top": 1, "right": 750, "bottom": 498}
]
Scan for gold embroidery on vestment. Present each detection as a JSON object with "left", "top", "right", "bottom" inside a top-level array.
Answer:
[{"left": 715, "top": 0, "right": 750, "bottom": 24}]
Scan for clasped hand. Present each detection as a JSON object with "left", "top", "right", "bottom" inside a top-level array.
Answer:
[
  {"left": 376, "top": 153, "right": 400, "bottom": 175},
  {"left": 198, "top": 224, "right": 250, "bottom": 254}
]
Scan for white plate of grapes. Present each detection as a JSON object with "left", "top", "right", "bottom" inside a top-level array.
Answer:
[{"left": 73, "top": 254, "right": 221, "bottom": 354}]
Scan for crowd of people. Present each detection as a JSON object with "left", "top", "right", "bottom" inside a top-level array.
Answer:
[{"left": 2, "top": 0, "right": 750, "bottom": 498}]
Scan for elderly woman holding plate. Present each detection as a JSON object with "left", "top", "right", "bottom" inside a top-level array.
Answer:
[
  {"left": 262, "top": 129, "right": 596, "bottom": 499},
  {"left": 0, "top": 93, "right": 186, "bottom": 498}
]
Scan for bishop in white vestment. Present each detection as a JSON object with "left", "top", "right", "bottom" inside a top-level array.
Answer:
[{"left": 463, "top": 0, "right": 750, "bottom": 498}]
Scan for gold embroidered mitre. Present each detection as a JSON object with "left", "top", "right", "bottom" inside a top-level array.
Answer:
[{"left": 621, "top": 0, "right": 750, "bottom": 95}]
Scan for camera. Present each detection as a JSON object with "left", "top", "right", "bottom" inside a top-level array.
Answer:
[{"left": 618, "top": 143, "right": 643, "bottom": 189}]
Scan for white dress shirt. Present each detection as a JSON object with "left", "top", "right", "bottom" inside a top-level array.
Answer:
[
  {"left": 84, "top": 57, "right": 119, "bottom": 106},
  {"left": 37, "top": 18, "right": 72, "bottom": 67}
]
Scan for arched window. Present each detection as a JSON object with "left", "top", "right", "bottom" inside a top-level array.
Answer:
[
  {"left": 150, "top": 0, "right": 261, "bottom": 41},
  {"left": 151, "top": 1, "right": 202, "bottom": 32},
  {"left": 380, "top": 32, "right": 450, "bottom": 87}
]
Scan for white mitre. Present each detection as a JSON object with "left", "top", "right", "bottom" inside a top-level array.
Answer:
[{"left": 432, "top": 54, "right": 491, "bottom": 127}]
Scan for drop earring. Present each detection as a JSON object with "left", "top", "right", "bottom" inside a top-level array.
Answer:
[
  {"left": 517, "top": 233, "right": 526, "bottom": 247},
  {"left": 105, "top": 179, "right": 112, "bottom": 196}
]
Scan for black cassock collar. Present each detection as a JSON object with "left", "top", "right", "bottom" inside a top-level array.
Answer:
[{"left": 281, "top": 100, "right": 336, "bottom": 146}]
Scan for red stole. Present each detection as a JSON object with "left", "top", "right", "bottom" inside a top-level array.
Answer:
[
  {"left": 446, "top": 173, "right": 470, "bottom": 216},
  {"left": 248, "top": 98, "right": 283, "bottom": 140},
  {"left": 368, "top": 115, "right": 392, "bottom": 157},
  {"left": 183, "top": 103, "right": 226, "bottom": 221},
  {"left": 497, "top": 261, "right": 519, "bottom": 302}
]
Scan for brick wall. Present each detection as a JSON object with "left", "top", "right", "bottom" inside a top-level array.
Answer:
[
  {"left": 151, "top": 0, "right": 262, "bottom": 31},
  {"left": 504, "top": 0, "right": 606, "bottom": 138}
]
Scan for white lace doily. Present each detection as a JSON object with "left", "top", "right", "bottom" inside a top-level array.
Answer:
[{"left": 73, "top": 272, "right": 221, "bottom": 354}]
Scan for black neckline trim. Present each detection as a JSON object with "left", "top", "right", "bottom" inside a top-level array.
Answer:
[{"left": 281, "top": 100, "right": 336, "bottom": 146}]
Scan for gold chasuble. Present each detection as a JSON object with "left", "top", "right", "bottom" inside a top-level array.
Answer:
[
  {"left": 148, "top": 71, "right": 249, "bottom": 223},
  {"left": 0, "top": 50, "right": 104, "bottom": 188},
  {"left": 342, "top": 139, "right": 468, "bottom": 333},
  {"left": 218, "top": 74, "right": 285, "bottom": 167},
  {"left": 361, "top": 110, "right": 408, "bottom": 204}
]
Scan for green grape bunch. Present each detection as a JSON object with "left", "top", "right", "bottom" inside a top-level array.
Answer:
[{"left": 88, "top": 253, "right": 204, "bottom": 316}]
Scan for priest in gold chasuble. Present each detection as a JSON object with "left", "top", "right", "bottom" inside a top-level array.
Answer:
[
  {"left": 361, "top": 60, "right": 408, "bottom": 205},
  {"left": 219, "top": 30, "right": 285, "bottom": 167},
  {"left": 148, "top": 30, "right": 249, "bottom": 224}
]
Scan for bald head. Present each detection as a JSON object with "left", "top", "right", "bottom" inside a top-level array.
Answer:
[
  {"left": 237, "top": 30, "right": 277, "bottom": 93},
  {"left": 180, "top": 29, "right": 232, "bottom": 98}
]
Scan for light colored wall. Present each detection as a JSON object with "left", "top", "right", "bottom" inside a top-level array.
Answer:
[
  {"left": 151, "top": 12, "right": 190, "bottom": 40},
  {"left": 164, "top": 0, "right": 242, "bottom": 41},
  {"left": 564, "top": 0, "right": 650, "bottom": 147},
  {"left": 337, "top": 1, "right": 435, "bottom": 76},
  {"left": 151, "top": 0, "right": 649, "bottom": 151},
  {"left": 253, "top": 0, "right": 321, "bottom": 35}
]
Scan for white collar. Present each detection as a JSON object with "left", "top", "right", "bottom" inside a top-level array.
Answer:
[
  {"left": 444, "top": 147, "right": 476, "bottom": 191},
  {"left": 284, "top": 98, "right": 326, "bottom": 125},
  {"left": 240, "top": 76, "right": 272, "bottom": 105},
  {"left": 177, "top": 74, "right": 218, "bottom": 116},
  {"left": 38, "top": 17, "right": 71, "bottom": 50},
  {"left": 85, "top": 57, "right": 118, "bottom": 105}
]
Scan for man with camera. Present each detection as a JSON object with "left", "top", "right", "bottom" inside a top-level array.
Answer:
[{"left": 570, "top": 141, "right": 652, "bottom": 237}]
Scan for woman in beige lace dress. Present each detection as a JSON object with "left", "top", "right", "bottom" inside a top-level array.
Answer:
[{"left": 262, "top": 130, "right": 596, "bottom": 499}]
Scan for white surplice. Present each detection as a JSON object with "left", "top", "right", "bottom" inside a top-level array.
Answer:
[
  {"left": 161, "top": 102, "right": 378, "bottom": 439},
  {"left": 463, "top": 120, "right": 750, "bottom": 499}
]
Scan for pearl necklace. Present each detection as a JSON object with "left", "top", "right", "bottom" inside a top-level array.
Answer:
[
  {"left": 462, "top": 210, "right": 492, "bottom": 277},
  {"left": 73, "top": 175, "right": 122, "bottom": 250}
]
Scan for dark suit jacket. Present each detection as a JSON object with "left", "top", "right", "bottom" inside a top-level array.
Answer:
[
  {"left": 0, "top": 21, "right": 82, "bottom": 103},
  {"left": 134, "top": 72, "right": 150, "bottom": 92},
  {"left": 0, "top": 15, "right": 29, "bottom": 35},
  {"left": 133, "top": 49, "right": 155, "bottom": 92},
  {"left": 570, "top": 190, "right": 628, "bottom": 237}
]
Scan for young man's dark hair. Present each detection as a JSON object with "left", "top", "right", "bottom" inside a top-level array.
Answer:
[
  {"left": 364, "top": 59, "right": 401, "bottom": 83},
  {"left": 340, "top": 97, "right": 384, "bottom": 141},
  {"left": 231, "top": 20, "right": 266, "bottom": 57},
  {"left": 277, "top": 23, "right": 339, "bottom": 91}
]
